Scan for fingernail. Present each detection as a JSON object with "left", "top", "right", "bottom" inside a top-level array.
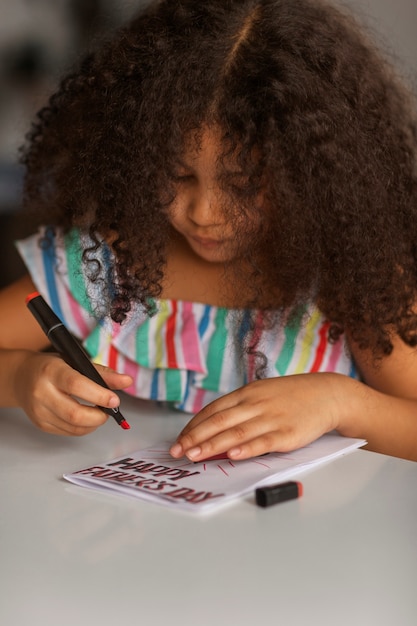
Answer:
[
  {"left": 186, "top": 446, "right": 201, "bottom": 460},
  {"left": 108, "top": 396, "right": 119, "bottom": 408},
  {"left": 169, "top": 443, "right": 183, "bottom": 457},
  {"left": 228, "top": 447, "right": 242, "bottom": 458}
]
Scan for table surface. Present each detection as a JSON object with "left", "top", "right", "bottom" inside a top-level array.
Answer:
[{"left": 1, "top": 394, "right": 416, "bottom": 626}]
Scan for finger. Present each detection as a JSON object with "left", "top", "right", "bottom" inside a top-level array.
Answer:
[
  {"left": 94, "top": 364, "right": 133, "bottom": 390},
  {"left": 175, "top": 406, "right": 282, "bottom": 461},
  {"left": 190, "top": 419, "right": 273, "bottom": 461},
  {"left": 31, "top": 387, "right": 109, "bottom": 434},
  {"left": 177, "top": 389, "right": 244, "bottom": 437},
  {"left": 39, "top": 414, "right": 102, "bottom": 436},
  {"left": 48, "top": 404, "right": 107, "bottom": 435},
  {"left": 39, "top": 412, "right": 102, "bottom": 436},
  {"left": 224, "top": 416, "right": 331, "bottom": 460},
  {"left": 227, "top": 430, "right": 306, "bottom": 460},
  {"left": 184, "top": 418, "right": 315, "bottom": 462},
  {"left": 55, "top": 366, "right": 122, "bottom": 411},
  {"left": 170, "top": 402, "right": 253, "bottom": 458},
  {"left": 31, "top": 355, "right": 120, "bottom": 410}
]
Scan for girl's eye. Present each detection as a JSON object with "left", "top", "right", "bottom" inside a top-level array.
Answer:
[{"left": 173, "top": 172, "right": 195, "bottom": 183}]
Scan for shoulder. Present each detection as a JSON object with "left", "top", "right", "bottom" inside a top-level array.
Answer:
[
  {"left": 0, "top": 274, "right": 49, "bottom": 350},
  {"left": 16, "top": 226, "right": 83, "bottom": 268},
  {"left": 349, "top": 333, "right": 417, "bottom": 400},
  {"left": 15, "top": 226, "right": 111, "bottom": 336}
]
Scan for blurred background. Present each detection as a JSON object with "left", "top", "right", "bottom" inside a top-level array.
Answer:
[
  {"left": 0, "top": 0, "right": 416, "bottom": 288},
  {"left": 0, "top": 0, "right": 148, "bottom": 287}
]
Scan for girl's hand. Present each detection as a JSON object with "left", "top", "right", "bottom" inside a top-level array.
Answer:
[
  {"left": 170, "top": 373, "right": 354, "bottom": 461},
  {"left": 13, "top": 351, "right": 133, "bottom": 436}
]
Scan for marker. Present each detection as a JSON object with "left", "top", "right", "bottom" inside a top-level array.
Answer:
[
  {"left": 198, "top": 452, "right": 229, "bottom": 462},
  {"left": 194, "top": 451, "right": 270, "bottom": 463},
  {"left": 255, "top": 481, "right": 303, "bottom": 508},
  {"left": 25, "top": 291, "right": 130, "bottom": 430}
]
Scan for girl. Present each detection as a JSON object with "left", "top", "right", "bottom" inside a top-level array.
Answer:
[{"left": 1, "top": 0, "right": 417, "bottom": 461}]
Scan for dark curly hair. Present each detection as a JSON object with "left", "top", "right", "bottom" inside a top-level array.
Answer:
[{"left": 20, "top": 0, "right": 417, "bottom": 358}]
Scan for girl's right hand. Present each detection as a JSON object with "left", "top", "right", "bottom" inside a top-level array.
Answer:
[{"left": 13, "top": 350, "right": 132, "bottom": 436}]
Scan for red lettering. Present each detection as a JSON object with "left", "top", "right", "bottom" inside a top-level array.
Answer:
[{"left": 164, "top": 487, "right": 225, "bottom": 503}]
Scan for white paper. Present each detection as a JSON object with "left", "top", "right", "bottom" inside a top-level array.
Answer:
[{"left": 64, "top": 433, "right": 366, "bottom": 514}]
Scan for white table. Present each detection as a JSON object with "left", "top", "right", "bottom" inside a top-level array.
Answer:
[{"left": 1, "top": 394, "right": 416, "bottom": 626}]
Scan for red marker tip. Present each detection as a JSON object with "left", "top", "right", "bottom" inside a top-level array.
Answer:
[
  {"left": 120, "top": 419, "right": 131, "bottom": 430},
  {"left": 25, "top": 291, "right": 41, "bottom": 305}
]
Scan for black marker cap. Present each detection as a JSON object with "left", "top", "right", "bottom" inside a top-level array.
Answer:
[{"left": 255, "top": 481, "right": 303, "bottom": 508}]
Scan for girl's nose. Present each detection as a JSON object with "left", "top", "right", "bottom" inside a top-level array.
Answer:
[{"left": 187, "top": 187, "right": 223, "bottom": 227}]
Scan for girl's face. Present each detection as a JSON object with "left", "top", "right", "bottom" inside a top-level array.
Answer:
[{"left": 168, "top": 127, "right": 260, "bottom": 264}]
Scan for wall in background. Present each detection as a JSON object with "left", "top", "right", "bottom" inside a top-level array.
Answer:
[
  {"left": 0, "top": 0, "right": 146, "bottom": 166},
  {"left": 346, "top": 0, "right": 416, "bottom": 83},
  {"left": 0, "top": 0, "right": 146, "bottom": 286}
]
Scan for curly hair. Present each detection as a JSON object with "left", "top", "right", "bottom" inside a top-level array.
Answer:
[{"left": 20, "top": 0, "right": 417, "bottom": 357}]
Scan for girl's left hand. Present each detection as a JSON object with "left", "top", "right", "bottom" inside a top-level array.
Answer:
[{"left": 169, "top": 373, "right": 355, "bottom": 461}]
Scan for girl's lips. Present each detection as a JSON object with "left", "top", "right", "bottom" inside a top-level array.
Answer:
[{"left": 191, "top": 235, "right": 224, "bottom": 247}]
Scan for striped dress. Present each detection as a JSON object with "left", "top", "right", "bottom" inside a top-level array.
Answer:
[{"left": 16, "top": 227, "right": 358, "bottom": 414}]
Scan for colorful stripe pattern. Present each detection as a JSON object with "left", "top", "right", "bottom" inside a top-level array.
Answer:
[{"left": 16, "top": 228, "right": 358, "bottom": 414}]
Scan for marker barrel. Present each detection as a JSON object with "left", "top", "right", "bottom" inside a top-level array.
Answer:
[
  {"left": 26, "top": 292, "right": 130, "bottom": 429},
  {"left": 27, "top": 294, "right": 109, "bottom": 387}
]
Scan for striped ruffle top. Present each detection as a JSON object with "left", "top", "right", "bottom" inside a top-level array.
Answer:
[{"left": 17, "top": 227, "right": 357, "bottom": 414}]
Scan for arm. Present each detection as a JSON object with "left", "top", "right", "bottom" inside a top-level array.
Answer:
[
  {"left": 170, "top": 333, "right": 417, "bottom": 462},
  {"left": 338, "top": 334, "right": 417, "bottom": 460},
  {"left": 0, "top": 274, "right": 132, "bottom": 435}
]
